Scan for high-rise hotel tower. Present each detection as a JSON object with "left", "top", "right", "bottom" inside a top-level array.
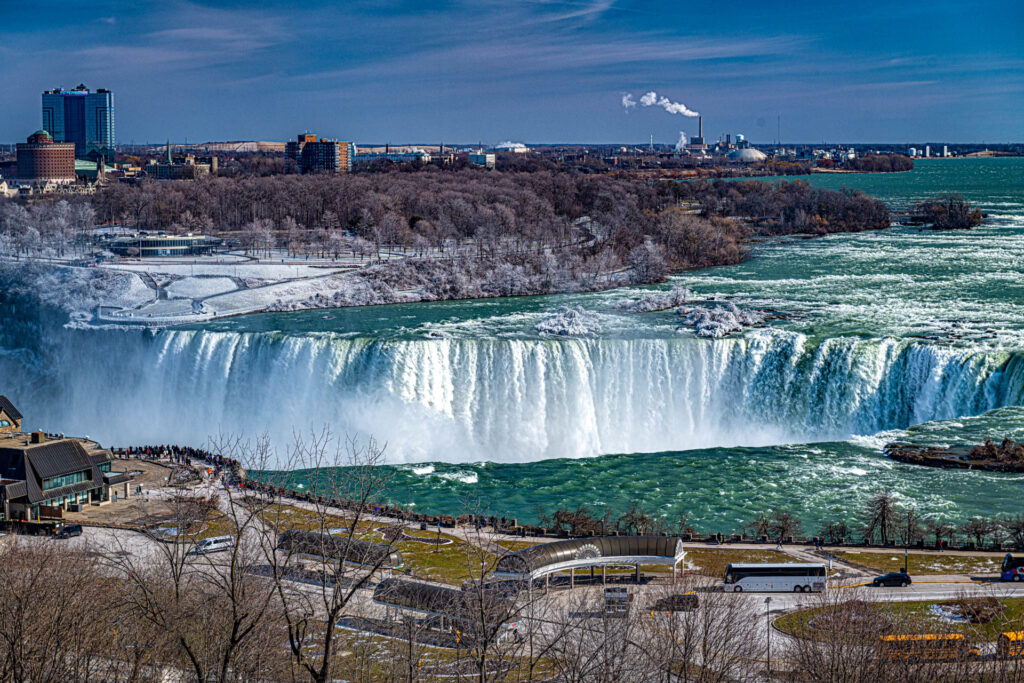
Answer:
[{"left": 41, "top": 84, "right": 115, "bottom": 160}]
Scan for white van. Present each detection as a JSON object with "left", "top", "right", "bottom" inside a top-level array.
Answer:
[{"left": 191, "top": 535, "right": 235, "bottom": 555}]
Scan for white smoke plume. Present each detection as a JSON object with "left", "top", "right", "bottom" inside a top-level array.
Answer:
[
  {"left": 674, "top": 131, "right": 688, "bottom": 151},
  {"left": 623, "top": 90, "right": 699, "bottom": 117}
]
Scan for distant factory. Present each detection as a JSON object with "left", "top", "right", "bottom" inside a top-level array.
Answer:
[{"left": 353, "top": 144, "right": 432, "bottom": 166}]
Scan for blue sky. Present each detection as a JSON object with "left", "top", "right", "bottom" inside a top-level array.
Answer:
[{"left": 1, "top": 0, "right": 1021, "bottom": 144}]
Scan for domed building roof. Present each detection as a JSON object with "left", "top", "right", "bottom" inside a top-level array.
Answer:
[
  {"left": 26, "top": 130, "right": 55, "bottom": 144},
  {"left": 726, "top": 148, "right": 767, "bottom": 163}
]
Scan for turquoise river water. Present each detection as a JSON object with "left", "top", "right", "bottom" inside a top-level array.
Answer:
[{"left": 3, "top": 158, "right": 1023, "bottom": 532}]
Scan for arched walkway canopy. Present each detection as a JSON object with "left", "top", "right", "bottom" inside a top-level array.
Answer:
[{"left": 494, "top": 535, "right": 686, "bottom": 581}]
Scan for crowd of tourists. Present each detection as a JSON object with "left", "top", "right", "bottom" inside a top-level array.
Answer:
[
  {"left": 118, "top": 444, "right": 239, "bottom": 477},
  {"left": 116, "top": 443, "right": 530, "bottom": 534}
]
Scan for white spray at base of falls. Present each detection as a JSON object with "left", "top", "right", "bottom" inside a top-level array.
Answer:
[{"left": 3, "top": 324, "right": 1019, "bottom": 465}]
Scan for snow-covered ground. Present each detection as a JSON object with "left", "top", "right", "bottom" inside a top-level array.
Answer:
[
  {"left": 46, "top": 248, "right": 439, "bottom": 326},
  {"left": 164, "top": 276, "right": 238, "bottom": 299},
  {"left": 104, "top": 261, "right": 337, "bottom": 279},
  {"left": 1, "top": 249, "right": 410, "bottom": 327},
  {"left": 4, "top": 244, "right": 616, "bottom": 328}
]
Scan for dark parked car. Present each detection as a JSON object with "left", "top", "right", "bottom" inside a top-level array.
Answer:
[
  {"left": 872, "top": 572, "right": 912, "bottom": 587},
  {"left": 54, "top": 524, "right": 83, "bottom": 539},
  {"left": 650, "top": 594, "right": 699, "bottom": 612}
]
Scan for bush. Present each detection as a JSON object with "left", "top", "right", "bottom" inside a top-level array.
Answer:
[
  {"left": 843, "top": 154, "right": 914, "bottom": 173},
  {"left": 914, "top": 193, "right": 984, "bottom": 229}
]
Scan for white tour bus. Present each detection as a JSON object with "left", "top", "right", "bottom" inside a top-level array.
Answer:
[{"left": 723, "top": 562, "right": 827, "bottom": 593}]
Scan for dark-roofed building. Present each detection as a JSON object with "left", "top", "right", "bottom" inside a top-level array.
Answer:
[
  {"left": 0, "top": 396, "right": 22, "bottom": 434},
  {"left": 374, "top": 578, "right": 468, "bottom": 616},
  {"left": 372, "top": 578, "right": 517, "bottom": 645},
  {"left": 0, "top": 431, "right": 130, "bottom": 522},
  {"left": 277, "top": 528, "right": 403, "bottom": 569}
]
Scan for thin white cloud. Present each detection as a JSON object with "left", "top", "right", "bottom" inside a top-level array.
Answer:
[
  {"left": 298, "top": 33, "right": 803, "bottom": 83},
  {"left": 524, "top": 0, "right": 617, "bottom": 24}
]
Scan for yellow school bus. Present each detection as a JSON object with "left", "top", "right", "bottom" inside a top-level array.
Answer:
[
  {"left": 880, "top": 633, "right": 979, "bottom": 661},
  {"left": 999, "top": 632, "right": 1024, "bottom": 659}
]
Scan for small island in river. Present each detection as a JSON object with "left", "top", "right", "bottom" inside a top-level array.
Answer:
[{"left": 885, "top": 438, "right": 1024, "bottom": 473}]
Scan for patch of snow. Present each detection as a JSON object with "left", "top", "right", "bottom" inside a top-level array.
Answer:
[
  {"left": 611, "top": 284, "right": 693, "bottom": 313},
  {"left": 679, "top": 302, "right": 767, "bottom": 338},
  {"left": 930, "top": 604, "right": 969, "bottom": 623},
  {"left": 104, "top": 262, "right": 335, "bottom": 278},
  {"left": 165, "top": 276, "right": 238, "bottom": 299},
  {"left": 534, "top": 305, "right": 602, "bottom": 336}
]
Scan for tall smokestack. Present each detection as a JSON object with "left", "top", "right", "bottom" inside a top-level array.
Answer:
[{"left": 698, "top": 116, "right": 703, "bottom": 139}]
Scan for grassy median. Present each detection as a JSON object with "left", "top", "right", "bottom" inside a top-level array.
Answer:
[{"left": 833, "top": 551, "right": 1005, "bottom": 576}]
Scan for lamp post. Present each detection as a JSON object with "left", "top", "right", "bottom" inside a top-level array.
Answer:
[{"left": 764, "top": 596, "right": 772, "bottom": 680}]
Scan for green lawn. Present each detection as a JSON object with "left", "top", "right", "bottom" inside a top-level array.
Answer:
[
  {"left": 834, "top": 551, "right": 1005, "bottom": 576},
  {"left": 156, "top": 511, "right": 237, "bottom": 542},
  {"left": 256, "top": 503, "right": 369, "bottom": 533},
  {"left": 395, "top": 529, "right": 497, "bottom": 585},
  {"left": 495, "top": 539, "right": 543, "bottom": 552},
  {"left": 684, "top": 548, "right": 789, "bottom": 578},
  {"left": 257, "top": 505, "right": 497, "bottom": 584},
  {"left": 776, "top": 598, "right": 1024, "bottom": 643}
]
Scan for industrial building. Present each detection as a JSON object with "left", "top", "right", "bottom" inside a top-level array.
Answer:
[
  {"left": 469, "top": 151, "right": 496, "bottom": 169},
  {"left": 353, "top": 147, "right": 432, "bottom": 166},
  {"left": 15, "top": 130, "right": 76, "bottom": 183},
  {"left": 686, "top": 116, "right": 708, "bottom": 152},
  {"left": 493, "top": 142, "right": 530, "bottom": 153},
  {"left": 285, "top": 133, "right": 354, "bottom": 174},
  {"left": 41, "top": 85, "right": 115, "bottom": 161}
]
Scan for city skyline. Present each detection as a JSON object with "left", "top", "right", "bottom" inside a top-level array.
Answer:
[{"left": 1, "top": 0, "right": 1022, "bottom": 145}]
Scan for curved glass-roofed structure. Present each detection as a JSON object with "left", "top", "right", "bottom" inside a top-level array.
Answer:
[{"left": 494, "top": 535, "right": 687, "bottom": 581}]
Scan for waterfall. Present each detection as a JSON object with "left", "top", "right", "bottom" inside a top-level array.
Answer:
[{"left": 1, "top": 321, "right": 1018, "bottom": 464}]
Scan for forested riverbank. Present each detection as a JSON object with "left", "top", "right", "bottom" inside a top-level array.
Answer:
[{"left": 0, "top": 170, "right": 893, "bottom": 320}]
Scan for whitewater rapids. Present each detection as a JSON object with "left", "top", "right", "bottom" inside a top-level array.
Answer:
[{"left": 4, "top": 324, "right": 1021, "bottom": 464}]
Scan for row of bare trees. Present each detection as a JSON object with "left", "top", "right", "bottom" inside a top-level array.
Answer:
[
  {"left": 1, "top": 428, "right": 1023, "bottom": 681},
  {"left": 825, "top": 490, "right": 1024, "bottom": 549},
  {"left": 0, "top": 200, "right": 95, "bottom": 259},
  {"left": 539, "top": 491, "right": 1024, "bottom": 552}
]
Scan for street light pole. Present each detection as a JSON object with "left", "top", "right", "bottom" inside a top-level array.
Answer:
[{"left": 765, "top": 596, "right": 772, "bottom": 680}]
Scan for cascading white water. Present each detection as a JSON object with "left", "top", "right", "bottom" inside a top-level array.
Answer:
[{"left": 2, "top": 324, "right": 1016, "bottom": 464}]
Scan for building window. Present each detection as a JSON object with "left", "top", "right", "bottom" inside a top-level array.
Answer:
[
  {"left": 42, "top": 470, "right": 89, "bottom": 491},
  {"left": 0, "top": 420, "right": 9, "bottom": 427}
]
